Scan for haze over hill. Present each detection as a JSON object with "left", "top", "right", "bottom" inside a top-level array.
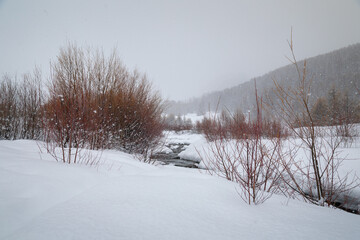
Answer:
[
  {"left": 165, "top": 43, "right": 360, "bottom": 116},
  {"left": 2, "top": 0, "right": 360, "bottom": 101}
]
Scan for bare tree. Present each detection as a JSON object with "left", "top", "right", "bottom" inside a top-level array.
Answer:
[
  {"left": 0, "top": 75, "right": 19, "bottom": 139},
  {"left": 18, "top": 69, "right": 43, "bottom": 139},
  {"left": 0, "top": 70, "right": 43, "bottom": 140},
  {"left": 272, "top": 32, "right": 359, "bottom": 206}
]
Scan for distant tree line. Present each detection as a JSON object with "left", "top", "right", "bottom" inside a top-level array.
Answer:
[
  {"left": 311, "top": 88, "right": 360, "bottom": 127},
  {"left": 163, "top": 114, "right": 193, "bottom": 132}
]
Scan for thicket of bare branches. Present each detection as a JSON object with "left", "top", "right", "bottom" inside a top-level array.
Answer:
[
  {"left": 0, "top": 70, "right": 43, "bottom": 140},
  {"left": 42, "top": 44, "right": 164, "bottom": 163}
]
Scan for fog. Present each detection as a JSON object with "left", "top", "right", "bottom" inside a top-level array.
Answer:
[{"left": 1, "top": 0, "right": 360, "bottom": 101}]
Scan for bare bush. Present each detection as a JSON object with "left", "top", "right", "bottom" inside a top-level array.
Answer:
[
  {"left": 43, "top": 44, "right": 164, "bottom": 164},
  {"left": 196, "top": 116, "right": 226, "bottom": 141},
  {"left": 201, "top": 130, "right": 284, "bottom": 205},
  {"left": 199, "top": 82, "right": 284, "bottom": 204}
]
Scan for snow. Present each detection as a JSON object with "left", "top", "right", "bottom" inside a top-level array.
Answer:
[
  {"left": 163, "top": 130, "right": 203, "bottom": 145},
  {"left": 1, "top": 140, "right": 360, "bottom": 240},
  {"left": 178, "top": 136, "right": 207, "bottom": 163},
  {"left": 153, "top": 131, "right": 203, "bottom": 155}
]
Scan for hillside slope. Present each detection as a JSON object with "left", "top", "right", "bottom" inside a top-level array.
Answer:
[{"left": 166, "top": 43, "right": 360, "bottom": 115}]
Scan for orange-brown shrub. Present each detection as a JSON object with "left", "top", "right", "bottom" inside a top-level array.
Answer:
[
  {"left": 43, "top": 44, "right": 164, "bottom": 163},
  {"left": 196, "top": 112, "right": 289, "bottom": 141}
]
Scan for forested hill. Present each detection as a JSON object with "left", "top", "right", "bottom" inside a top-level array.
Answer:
[{"left": 166, "top": 43, "right": 360, "bottom": 116}]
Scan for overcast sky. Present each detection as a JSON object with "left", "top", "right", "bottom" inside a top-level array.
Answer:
[{"left": 1, "top": 0, "right": 360, "bottom": 101}]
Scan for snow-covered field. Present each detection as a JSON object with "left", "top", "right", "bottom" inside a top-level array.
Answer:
[
  {"left": 1, "top": 139, "right": 360, "bottom": 240},
  {"left": 163, "top": 130, "right": 203, "bottom": 145}
]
